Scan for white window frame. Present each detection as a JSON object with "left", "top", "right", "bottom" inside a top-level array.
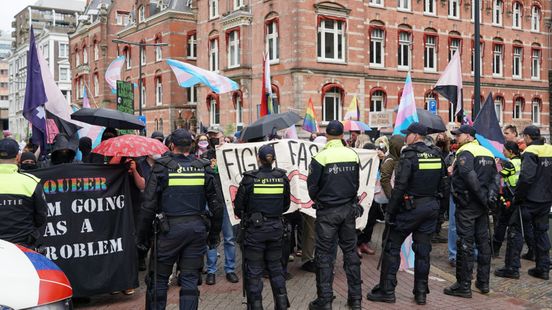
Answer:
[
  {"left": 471, "top": 42, "right": 484, "bottom": 75},
  {"left": 317, "top": 19, "right": 346, "bottom": 63},
  {"left": 141, "top": 82, "right": 146, "bottom": 107},
  {"left": 369, "top": 0, "right": 384, "bottom": 7},
  {"left": 449, "top": 38, "right": 460, "bottom": 61},
  {"left": 141, "top": 47, "right": 146, "bottom": 65},
  {"left": 138, "top": 6, "right": 145, "bottom": 23},
  {"left": 82, "top": 47, "right": 88, "bottom": 64},
  {"left": 370, "top": 28, "right": 384, "bottom": 68},
  {"left": 155, "top": 78, "right": 162, "bottom": 106},
  {"left": 471, "top": 0, "right": 482, "bottom": 22},
  {"left": 397, "top": 0, "right": 411, "bottom": 11},
  {"left": 228, "top": 31, "right": 240, "bottom": 68},
  {"left": 233, "top": 0, "right": 244, "bottom": 10},
  {"left": 494, "top": 98, "right": 503, "bottom": 124},
  {"left": 370, "top": 90, "right": 385, "bottom": 112},
  {"left": 512, "top": 2, "right": 522, "bottom": 29},
  {"left": 115, "top": 12, "right": 130, "bottom": 26},
  {"left": 448, "top": 0, "right": 460, "bottom": 19},
  {"left": 266, "top": 21, "right": 279, "bottom": 63},
  {"left": 209, "top": 0, "right": 219, "bottom": 20},
  {"left": 93, "top": 74, "right": 99, "bottom": 97},
  {"left": 59, "top": 43, "right": 68, "bottom": 58},
  {"left": 235, "top": 95, "right": 243, "bottom": 127},
  {"left": 187, "top": 85, "right": 197, "bottom": 105},
  {"left": 512, "top": 46, "right": 522, "bottom": 78},
  {"left": 94, "top": 43, "right": 99, "bottom": 61},
  {"left": 448, "top": 102, "right": 456, "bottom": 123},
  {"left": 59, "top": 65, "right": 69, "bottom": 81},
  {"left": 210, "top": 99, "right": 220, "bottom": 125},
  {"left": 42, "top": 43, "right": 49, "bottom": 59},
  {"left": 323, "top": 88, "right": 342, "bottom": 122},
  {"left": 513, "top": 98, "right": 522, "bottom": 119},
  {"left": 493, "top": 43, "right": 503, "bottom": 77},
  {"left": 125, "top": 50, "right": 131, "bottom": 69},
  {"left": 531, "top": 100, "right": 540, "bottom": 124},
  {"left": 531, "top": 48, "right": 540, "bottom": 80},
  {"left": 209, "top": 39, "right": 219, "bottom": 72},
  {"left": 493, "top": 0, "right": 503, "bottom": 26},
  {"left": 397, "top": 31, "right": 411, "bottom": 70},
  {"left": 531, "top": 6, "right": 540, "bottom": 32},
  {"left": 155, "top": 45, "right": 162, "bottom": 61},
  {"left": 424, "top": 0, "right": 436, "bottom": 15},
  {"left": 424, "top": 35, "right": 437, "bottom": 72},
  {"left": 187, "top": 34, "right": 197, "bottom": 59}
]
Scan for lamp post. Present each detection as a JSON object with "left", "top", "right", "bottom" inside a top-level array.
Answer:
[
  {"left": 112, "top": 39, "right": 168, "bottom": 135},
  {"left": 473, "top": 0, "right": 481, "bottom": 117}
]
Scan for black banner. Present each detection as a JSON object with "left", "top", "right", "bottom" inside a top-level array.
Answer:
[{"left": 32, "top": 163, "right": 138, "bottom": 297}]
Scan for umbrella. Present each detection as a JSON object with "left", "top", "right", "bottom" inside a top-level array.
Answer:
[
  {"left": 416, "top": 108, "right": 446, "bottom": 134},
  {"left": 92, "top": 134, "right": 169, "bottom": 157},
  {"left": 240, "top": 111, "right": 302, "bottom": 141},
  {"left": 70, "top": 108, "right": 145, "bottom": 130},
  {"left": 341, "top": 120, "right": 371, "bottom": 132}
]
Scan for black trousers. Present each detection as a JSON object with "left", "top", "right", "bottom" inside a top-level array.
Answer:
[{"left": 358, "top": 202, "right": 385, "bottom": 245}]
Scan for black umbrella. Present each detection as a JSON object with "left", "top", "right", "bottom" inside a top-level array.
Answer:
[
  {"left": 241, "top": 111, "right": 302, "bottom": 141},
  {"left": 70, "top": 108, "right": 145, "bottom": 130},
  {"left": 416, "top": 108, "right": 446, "bottom": 134}
]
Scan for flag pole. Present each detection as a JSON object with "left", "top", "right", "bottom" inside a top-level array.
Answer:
[
  {"left": 474, "top": 0, "right": 481, "bottom": 117},
  {"left": 82, "top": 80, "right": 99, "bottom": 108}
]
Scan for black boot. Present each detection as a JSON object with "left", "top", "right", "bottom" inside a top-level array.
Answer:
[
  {"left": 413, "top": 280, "right": 429, "bottom": 305},
  {"left": 475, "top": 281, "right": 490, "bottom": 294},
  {"left": 248, "top": 299, "right": 263, "bottom": 310},
  {"left": 522, "top": 248, "right": 535, "bottom": 261},
  {"left": 494, "top": 267, "right": 520, "bottom": 279},
  {"left": 492, "top": 242, "right": 502, "bottom": 258},
  {"left": 308, "top": 298, "right": 332, "bottom": 310},
  {"left": 443, "top": 282, "right": 472, "bottom": 298},
  {"left": 366, "top": 283, "right": 396, "bottom": 303},
  {"left": 528, "top": 268, "right": 550, "bottom": 280},
  {"left": 274, "top": 294, "right": 290, "bottom": 310},
  {"left": 347, "top": 299, "right": 361, "bottom": 310}
]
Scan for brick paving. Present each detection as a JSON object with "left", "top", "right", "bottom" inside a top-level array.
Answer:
[{"left": 76, "top": 222, "right": 549, "bottom": 310}]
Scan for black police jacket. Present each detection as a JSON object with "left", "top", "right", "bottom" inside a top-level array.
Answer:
[
  {"left": 0, "top": 164, "right": 47, "bottom": 245},
  {"left": 387, "top": 142, "right": 446, "bottom": 215},
  {"left": 307, "top": 139, "right": 360, "bottom": 207},
  {"left": 233, "top": 166, "right": 291, "bottom": 219},
  {"left": 137, "top": 153, "right": 223, "bottom": 244},
  {"left": 451, "top": 140, "right": 499, "bottom": 206},
  {"left": 515, "top": 140, "right": 552, "bottom": 203}
]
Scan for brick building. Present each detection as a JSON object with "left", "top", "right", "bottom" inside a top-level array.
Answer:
[{"left": 195, "top": 0, "right": 551, "bottom": 136}]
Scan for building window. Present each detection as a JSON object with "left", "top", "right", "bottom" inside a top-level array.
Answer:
[
  {"left": 369, "top": 0, "right": 383, "bottom": 6},
  {"left": 187, "top": 85, "right": 197, "bottom": 105},
  {"left": 125, "top": 48, "right": 131, "bottom": 69},
  {"left": 317, "top": 18, "right": 346, "bottom": 62},
  {"left": 449, "top": 37, "right": 461, "bottom": 60},
  {"left": 398, "top": 31, "right": 411, "bottom": 70},
  {"left": 370, "top": 90, "right": 385, "bottom": 112},
  {"left": 141, "top": 81, "right": 146, "bottom": 107},
  {"left": 492, "top": 43, "right": 503, "bottom": 76},
  {"left": 209, "top": 98, "right": 220, "bottom": 125},
  {"left": 155, "top": 44, "right": 162, "bottom": 61},
  {"left": 93, "top": 74, "right": 99, "bottom": 96},
  {"left": 513, "top": 97, "right": 523, "bottom": 119},
  {"left": 115, "top": 11, "right": 130, "bottom": 26},
  {"left": 449, "top": 0, "right": 460, "bottom": 18},
  {"left": 531, "top": 99, "right": 541, "bottom": 124},
  {"left": 187, "top": 33, "right": 197, "bottom": 59},
  {"left": 156, "top": 77, "right": 162, "bottom": 106},
  {"left": 424, "top": 35, "right": 437, "bottom": 71},
  {"left": 138, "top": 6, "right": 145, "bottom": 23},
  {"left": 94, "top": 42, "right": 99, "bottom": 61},
  {"left": 42, "top": 43, "right": 49, "bottom": 59},
  {"left": 82, "top": 47, "right": 88, "bottom": 64},
  {"left": 494, "top": 97, "right": 503, "bottom": 124},
  {"left": 493, "top": 0, "right": 503, "bottom": 26},
  {"left": 370, "top": 27, "right": 384, "bottom": 67},
  {"left": 234, "top": 0, "right": 244, "bottom": 10},
  {"left": 141, "top": 45, "right": 146, "bottom": 65},
  {"left": 449, "top": 102, "right": 456, "bottom": 123},
  {"left": 471, "top": 0, "right": 482, "bottom": 21},
  {"left": 234, "top": 92, "right": 243, "bottom": 126},
  {"left": 209, "top": 0, "right": 219, "bottom": 19},
  {"left": 59, "top": 66, "right": 69, "bottom": 81},
  {"left": 531, "top": 48, "right": 540, "bottom": 79},
  {"left": 398, "top": 0, "right": 411, "bottom": 11},
  {"left": 531, "top": 6, "right": 540, "bottom": 32},
  {"left": 323, "top": 87, "right": 342, "bottom": 121},
  {"left": 424, "top": 0, "right": 435, "bottom": 14},
  {"left": 512, "top": 46, "right": 522, "bottom": 78},
  {"left": 59, "top": 43, "right": 68, "bottom": 58},
  {"left": 512, "top": 2, "right": 522, "bottom": 29},
  {"left": 266, "top": 19, "right": 279, "bottom": 62},
  {"left": 227, "top": 30, "right": 240, "bottom": 68},
  {"left": 471, "top": 41, "right": 484, "bottom": 74},
  {"left": 209, "top": 39, "right": 219, "bottom": 72}
]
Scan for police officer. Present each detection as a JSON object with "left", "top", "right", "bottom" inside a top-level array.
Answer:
[
  {"left": 137, "top": 129, "right": 223, "bottom": 310},
  {"left": 444, "top": 125, "right": 499, "bottom": 298},
  {"left": 0, "top": 138, "right": 47, "bottom": 248},
  {"left": 367, "top": 123, "right": 446, "bottom": 305},
  {"left": 495, "top": 125, "right": 551, "bottom": 280},
  {"left": 307, "top": 120, "right": 362, "bottom": 310},
  {"left": 234, "top": 144, "right": 291, "bottom": 310}
]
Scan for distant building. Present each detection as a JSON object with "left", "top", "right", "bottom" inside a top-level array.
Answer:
[
  {"left": 8, "top": 0, "right": 84, "bottom": 140},
  {"left": 0, "top": 31, "right": 13, "bottom": 130}
]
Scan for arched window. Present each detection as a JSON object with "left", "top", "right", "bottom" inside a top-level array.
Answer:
[
  {"left": 321, "top": 84, "right": 344, "bottom": 121},
  {"left": 140, "top": 40, "right": 146, "bottom": 65},
  {"left": 512, "top": 2, "right": 522, "bottom": 29},
  {"left": 159, "top": 118, "right": 164, "bottom": 133},
  {"left": 398, "top": 28, "right": 412, "bottom": 70},
  {"left": 531, "top": 98, "right": 541, "bottom": 124},
  {"left": 207, "top": 93, "right": 220, "bottom": 125},
  {"left": 531, "top": 5, "right": 541, "bottom": 32},
  {"left": 494, "top": 95, "right": 504, "bottom": 124},
  {"left": 513, "top": 96, "right": 524, "bottom": 119},
  {"left": 83, "top": 45, "right": 88, "bottom": 64},
  {"left": 233, "top": 91, "right": 243, "bottom": 128},
  {"left": 370, "top": 89, "right": 386, "bottom": 112},
  {"left": 93, "top": 73, "right": 99, "bottom": 97},
  {"left": 155, "top": 74, "right": 163, "bottom": 106},
  {"left": 155, "top": 34, "right": 163, "bottom": 61},
  {"left": 265, "top": 14, "right": 279, "bottom": 62},
  {"left": 369, "top": 22, "right": 385, "bottom": 67},
  {"left": 124, "top": 46, "right": 131, "bottom": 69},
  {"left": 493, "top": 0, "right": 503, "bottom": 26},
  {"left": 271, "top": 84, "right": 280, "bottom": 114}
]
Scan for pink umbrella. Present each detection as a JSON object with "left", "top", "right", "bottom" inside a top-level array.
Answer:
[
  {"left": 341, "top": 120, "right": 372, "bottom": 132},
  {"left": 92, "top": 134, "right": 169, "bottom": 157}
]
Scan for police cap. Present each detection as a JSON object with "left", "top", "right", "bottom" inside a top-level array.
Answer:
[
  {"left": 0, "top": 138, "right": 19, "bottom": 159},
  {"left": 326, "top": 120, "right": 344, "bottom": 136},
  {"left": 171, "top": 129, "right": 193, "bottom": 146},
  {"left": 522, "top": 125, "right": 540, "bottom": 137},
  {"left": 451, "top": 125, "right": 476, "bottom": 137},
  {"left": 258, "top": 144, "right": 276, "bottom": 161},
  {"left": 400, "top": 122, "right": 428, "bottom": 136}
]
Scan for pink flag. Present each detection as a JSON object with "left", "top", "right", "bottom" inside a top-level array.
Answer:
[
  {"left": 82, "top": 86, "right": 90, "bottom": 108},
  {"left": 105, "top": 56, "right": 125, "bottom": 93}
]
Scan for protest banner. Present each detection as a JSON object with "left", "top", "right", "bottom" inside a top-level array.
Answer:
[
  {"left": 217, "top": 139, "right": 379, "bottom": 229},
  {"left": 32, "top": 163, "right": 138, "bottom": 297}
]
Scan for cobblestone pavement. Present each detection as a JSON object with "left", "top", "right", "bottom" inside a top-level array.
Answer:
[{"left": 76, "top": 222, "right": 551, "bottom": 310}]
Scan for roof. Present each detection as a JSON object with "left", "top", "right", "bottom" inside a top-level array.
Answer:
[
  {"left": 84, "top": 0, "right": 112, "bottom": 16},
  {"left": 33, "top": 0, "right": 86, "bottom": 12}
]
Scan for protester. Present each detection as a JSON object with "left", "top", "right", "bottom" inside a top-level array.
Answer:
[
  {"left": 151, "top": 131, "right": 165, "bottom": 143},
  {"left": 446, "top": 141, "right": 459, "bottom": 267},
  {"left": 19, "top": 151, "right": 38, "bottom": 171},
  {"left": 495, "top": 125, "right": 551, "bottom": 280},
  {"left": 433, "top": 133, "right": 451, "bottom": 243},
  {"left": 48, "top": 133, "right": 78, "bottom": 166},
  {"left": 368, "top": 123, "right": 445, "bottom": 305},
  {"left": 380, "top": 135, "right": 404, "bottom": 201},
  {"left": 353, "top": 134, "right": 371, "bottom": 149},
  {"left": 234, "top": 144, "right": 291, "bottom": 309},
  {"left": 445, "top": 125, "right": 499, "bottom": 298},
  {"left": 79, "top": 137, "right": 93, "bottom": 163},
  {"left": 137, "top": 129, "right": 223, "bottom": 309},
  {"left": 307, "top": 120, "right": 362, "bottom": 310},
  {"left": 0, "top": 138, "right": 47, "bottom": 248},
  {"left": 503, "top": 125, "right": 518, "bottom": 142},
  {"left": 195, "top": 134, "right": 211, "bottom": 158}
]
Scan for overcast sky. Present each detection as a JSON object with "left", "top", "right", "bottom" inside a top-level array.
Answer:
[{"left": 0, "top": 1, "right": 40, "bottom": 35}]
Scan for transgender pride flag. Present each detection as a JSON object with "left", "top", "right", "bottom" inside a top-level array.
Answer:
[
  {"left": 167, "top": 59, "right": 239, "bottom": 94},
  {"left": 393, "top": 73, "right": 419, "bottom": 135}
]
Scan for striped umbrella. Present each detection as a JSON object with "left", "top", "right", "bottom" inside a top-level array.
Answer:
[{"left": 341, "top": 120, "right": 371, "bottom": 132}]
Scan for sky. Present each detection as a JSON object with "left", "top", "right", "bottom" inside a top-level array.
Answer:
[{"left": 0, "top": 1, "right": 37, "bottom": 34}]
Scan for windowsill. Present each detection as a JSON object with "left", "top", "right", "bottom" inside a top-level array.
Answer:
[
  {"left": 448, "top": 16, "right": 460, "bottom": 20},
  {"left": 187, "top": 57, "right": 197, "bottom": 60},
  {"left": 155, "top": 59, "right": 163, "bottom": 63},
  {"left": 492, "top": 74, "right": 504, "bottom": 79},
  {"left": 227, "top": 64, "right": 241, "bottom": 70},
  {"left": 368, "top": 3, "right": 384, "bottom": 8},
  {"left": 512, "top": 26, "right": 522, "bottom": 31},
  {"left": 530, "top": 30, "right": 540, "bottom": 34},
  {"left": 209, "top": 16, "right": 220, "bottom": 21},
  {"left": 423, "top": 13, "right": 437, "bottom": 17},
  {"left": 531, "top": 77, "right": 540, "bottom": 81},
  {"left": 423, "top": 68, "right": 438, "bottom": 73},
  {"left": 397, "top": 8, "right": 412, "bottom": 13},
  {"left": 491, "top": 23, "right": 503, "bottom": 28},
  {"left": 369, "top": 64, "right": 385, "bottom": 69},
  {"left": 397, "top": 66, "right": 410, "bottom": 71},
  {"left": 269, "top": 59, "right": 280, "bottom": 65},
  {"left": 156, "top": 103, "right": 162, "bottom": 106},
  {"left": 317, "top": 58, "right": 347, "bottom": 65}
]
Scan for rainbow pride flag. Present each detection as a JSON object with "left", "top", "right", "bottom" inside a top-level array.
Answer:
[{"left": 302, "top": 97, "right": 319, "bottom": 133}]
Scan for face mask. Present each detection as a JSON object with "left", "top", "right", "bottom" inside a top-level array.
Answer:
[
  {"left": 21, "top": 163, "right": 37, "bottom": 170},
  {"left": 198, "top": 141, "right": 209, "bottom": 149}
]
